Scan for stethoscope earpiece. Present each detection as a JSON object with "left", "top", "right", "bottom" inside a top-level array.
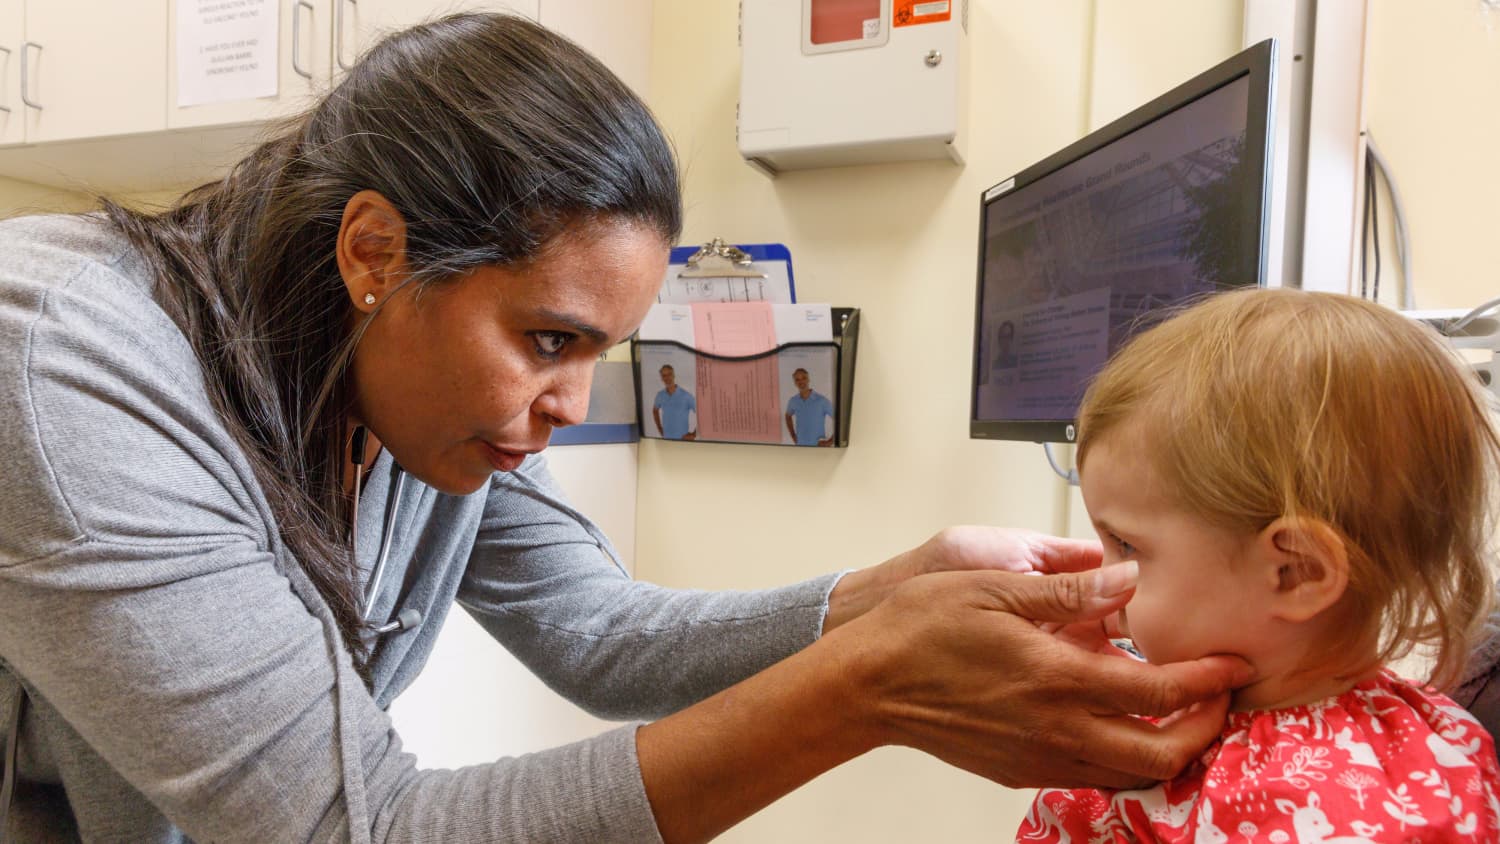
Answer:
[{"left": 373, "top": 608, "right": 423, "bottom": 636}]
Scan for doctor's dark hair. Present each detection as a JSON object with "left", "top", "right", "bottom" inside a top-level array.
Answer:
[
  {"left": 1076, "top": 289, "right": 1499, "bottom": 691},
  {"left": 100, "top": 12, "right": 682, "bottom": 678}
]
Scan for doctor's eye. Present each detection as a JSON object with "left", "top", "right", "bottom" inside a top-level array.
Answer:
[{"left": 530, "top": 331, "right": 574, "bottom": 360}]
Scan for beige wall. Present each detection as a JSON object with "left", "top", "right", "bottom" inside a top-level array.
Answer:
[
  {"left": 642, "top": 1, "right": 1243, "bottom": 841},
  {"left": 1364, "top": 0, "right": 1500, "bottom": 311},
  {"left": 0, "top": 178, "right": 183, "bottom": 218},
  {"left": 0, "top": 175, "right": 91, "bottom": 217}
]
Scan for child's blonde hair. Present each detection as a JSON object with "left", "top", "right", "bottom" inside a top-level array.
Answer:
[{"left": 1077, "top": 288, "right": 1499, "bottom": 689}]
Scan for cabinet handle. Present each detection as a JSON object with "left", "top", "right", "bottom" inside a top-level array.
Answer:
[
  {"left": 19, "top": 42, "right": 40, "bottom": 110},
  {"left": 291, "top": 0, "right": 314, "bottom": 80},
  {"left": 335, "top": 0, "right": 358, "bottom": 72},
  {"left": 0, "top": 46, "right": 10, "bottom": 113}
]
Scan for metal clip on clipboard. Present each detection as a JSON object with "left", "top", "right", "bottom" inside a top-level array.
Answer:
[
  {"left": 658, "top": 241, "right": 795, "bottom": 305},
  {"left": 678, "top": 238, "right": 767, "bottom": 279}
]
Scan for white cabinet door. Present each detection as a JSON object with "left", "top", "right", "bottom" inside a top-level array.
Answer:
[
  {"left": 537, "top": 0, "right": 652, "bottom": 98},
  {"left": 337, "top": 0, "right": 538, "bottom": 75},
  {"left": 23, "top": 0, "right": 167, "bottom": 143},
  {"left": 168, "top": 0, "right": 333, "bottom": 130},
  {"left": 0, "top": 0, "right": 21, "bottom": 148}
]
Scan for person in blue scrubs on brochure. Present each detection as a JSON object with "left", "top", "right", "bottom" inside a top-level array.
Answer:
[
  {"left": 652, "top": 363, "right": 697, "bottom": 440},
  {"left": 785, "top": 368, "right": 834, "bottom": 446}
]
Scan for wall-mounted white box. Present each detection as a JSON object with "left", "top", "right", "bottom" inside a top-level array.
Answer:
[{"left": 738, "top": 0, "right": 969, "bottom": 175}]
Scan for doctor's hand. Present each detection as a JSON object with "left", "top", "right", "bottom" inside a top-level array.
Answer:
[
  {"left": 826, "top": 565, "right": 1251, "bottom": 790},
  {"left": 824, "top": 527, "right": 1102, "bottom": 633}
]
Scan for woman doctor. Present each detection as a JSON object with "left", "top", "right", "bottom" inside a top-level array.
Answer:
[{"left": 0, "top": 13, "right": 1248, "bottom": 843}]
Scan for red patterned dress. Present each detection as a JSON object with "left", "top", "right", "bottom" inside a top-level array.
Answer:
[{"left": 1017, "top": 671, "right": 1500, "bottom": 843}]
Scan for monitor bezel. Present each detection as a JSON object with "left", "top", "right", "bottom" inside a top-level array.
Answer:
[{"left": 969, "top": 39, "right": 1277, "bottom": 445}]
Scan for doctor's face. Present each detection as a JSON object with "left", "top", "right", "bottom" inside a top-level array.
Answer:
[
  {"left": 1079, "top": 434, "right": 1269, "bottom": 667},
  {"left": 352, "top": 218, "right": 668, "bottom": 495}
]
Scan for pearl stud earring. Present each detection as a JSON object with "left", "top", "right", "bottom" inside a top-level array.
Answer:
[{"left": 364, "top": 293, "right": 376, "bottom": 305}]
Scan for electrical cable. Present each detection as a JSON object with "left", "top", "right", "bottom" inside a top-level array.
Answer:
[
  {"left": 1365, "top": 131, "right": 1415, "bottom": 308},
  {"left": 1042, "top": 442, "right": 1080, "bottom": 486},
  {"left": 1369, "top": 151, "right": 1382, "bottom": 304},
  {"left": 1360, "top": 143, "right": 1372, "bottom": 300},
  {"left": 1448, "top": 294, "right": 1500, "bottom": 336}
]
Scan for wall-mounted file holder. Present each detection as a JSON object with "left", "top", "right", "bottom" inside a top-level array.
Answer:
[{"left": 632, "top": 308, "right": 860, "bottom": 448}]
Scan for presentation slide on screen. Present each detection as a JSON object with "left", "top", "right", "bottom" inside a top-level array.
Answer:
[
  {"left": 976, "top": 287, "right": 1109, "bottom": 421},
  {"left": 976, "top": 75, "right": 1252, "bottom": 422}
]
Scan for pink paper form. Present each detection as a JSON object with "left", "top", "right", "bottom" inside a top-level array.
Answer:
[{"left": 691, "top": 303, "right": 783, "bottom": 443}]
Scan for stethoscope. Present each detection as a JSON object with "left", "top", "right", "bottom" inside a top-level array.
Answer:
[{"left": 350, "top": 426, "right": 422, "bottom": 638}]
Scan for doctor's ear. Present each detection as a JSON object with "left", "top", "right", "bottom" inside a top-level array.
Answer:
[
  {"left": 336, "top": 189, "right": 411, "bottom": 313},
  {"left": 1255, "top": 517, "right": 1349, "bottom": 622}
]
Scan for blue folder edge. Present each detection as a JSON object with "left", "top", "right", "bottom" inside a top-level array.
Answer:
[
  {"left": 549, "top": 360, "right": 640, "bottom": 446},
  {"left": 550, "top": 423, "right": 639, "bottom": 446},
  {"left": 667, "top": 243, "right": 796, "bottom": 303}
]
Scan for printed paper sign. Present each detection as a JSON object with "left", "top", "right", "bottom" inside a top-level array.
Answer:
[{"left": 177, "top": 0, "right": 278, "bottom": 107}]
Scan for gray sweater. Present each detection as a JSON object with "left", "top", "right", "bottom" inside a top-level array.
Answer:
[{"left": 0, "top": 214, "right": 841, "bottom": 842}]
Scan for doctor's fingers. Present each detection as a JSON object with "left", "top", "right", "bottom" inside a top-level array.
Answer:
[
  {"left": 1057, "top": 693, "right": 1236, "bottom": 784},
  {"left": 964, "top": 564, "right": 1136, "bottom": 626},
  {"left": 1026, "top": 534, "right": 1105, "bottom": 574},
  {"left": 1075, "top": 650, "right": 1252, "bottom": 719},
  {"left": 927, "top": 738, "right": 1181, "bottom": 792},
  {"left": 928, "top": 527, "right": 1103, "bottom": 575}
]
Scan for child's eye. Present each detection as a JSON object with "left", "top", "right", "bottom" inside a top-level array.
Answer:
[
  {"left": 531, "top": 331, "right": 573, "bottom": 359},
  {"left": 1108, "top": 532, "right": 1137, "bottom": 558}
]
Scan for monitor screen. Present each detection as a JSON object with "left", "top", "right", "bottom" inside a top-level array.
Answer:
[{"left": 970, "top": 40, "right": 1276, "bottom": 444}]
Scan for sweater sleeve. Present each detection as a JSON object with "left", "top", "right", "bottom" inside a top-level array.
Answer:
[
  {"left": 457, "top": 456, "right": 843, "bottom": 720},
  {"left": 0, "top": 217, "right": 666, "bottom": 843}
]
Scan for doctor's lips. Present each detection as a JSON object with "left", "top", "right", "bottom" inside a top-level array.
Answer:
[{"left": 480, "top": 440, "right": 538, "bottom": 472}]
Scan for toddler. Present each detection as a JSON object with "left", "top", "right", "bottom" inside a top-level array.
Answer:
[{"left": 1018, "top": 289, "right": 1500, "bottom": 842}]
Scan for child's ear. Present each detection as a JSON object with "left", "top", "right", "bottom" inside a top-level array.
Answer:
[{"left": 1253, "top": 517, "right": 1349, "bottom": 622}]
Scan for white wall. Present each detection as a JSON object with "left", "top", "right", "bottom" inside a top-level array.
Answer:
[
  {"left": 640, "top": 1, "right": 1243, "bottom": 841},
  {"left": 389, "top": 444, "right": 641, "bottom": 766}
]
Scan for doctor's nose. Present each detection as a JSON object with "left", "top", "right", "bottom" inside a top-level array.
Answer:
[{"left": 534, "top": 365, "right": 593, "bottom": 428}]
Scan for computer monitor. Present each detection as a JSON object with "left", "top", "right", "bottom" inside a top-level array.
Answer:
[{"left": 970, "top": 39, "right": 1276, "bottom": 444}]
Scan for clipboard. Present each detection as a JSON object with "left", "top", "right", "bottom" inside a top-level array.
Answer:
[{"left": 657, "top": 239, "right": 797, "bottom": 304}]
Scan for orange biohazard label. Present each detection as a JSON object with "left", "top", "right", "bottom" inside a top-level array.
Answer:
[{"left": 894, "top": 0, "right": 952, "bottom": 27}]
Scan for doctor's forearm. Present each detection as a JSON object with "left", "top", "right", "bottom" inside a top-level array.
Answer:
[{"left": 635, "top": 631, "right": 879, "bottom": 844}]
